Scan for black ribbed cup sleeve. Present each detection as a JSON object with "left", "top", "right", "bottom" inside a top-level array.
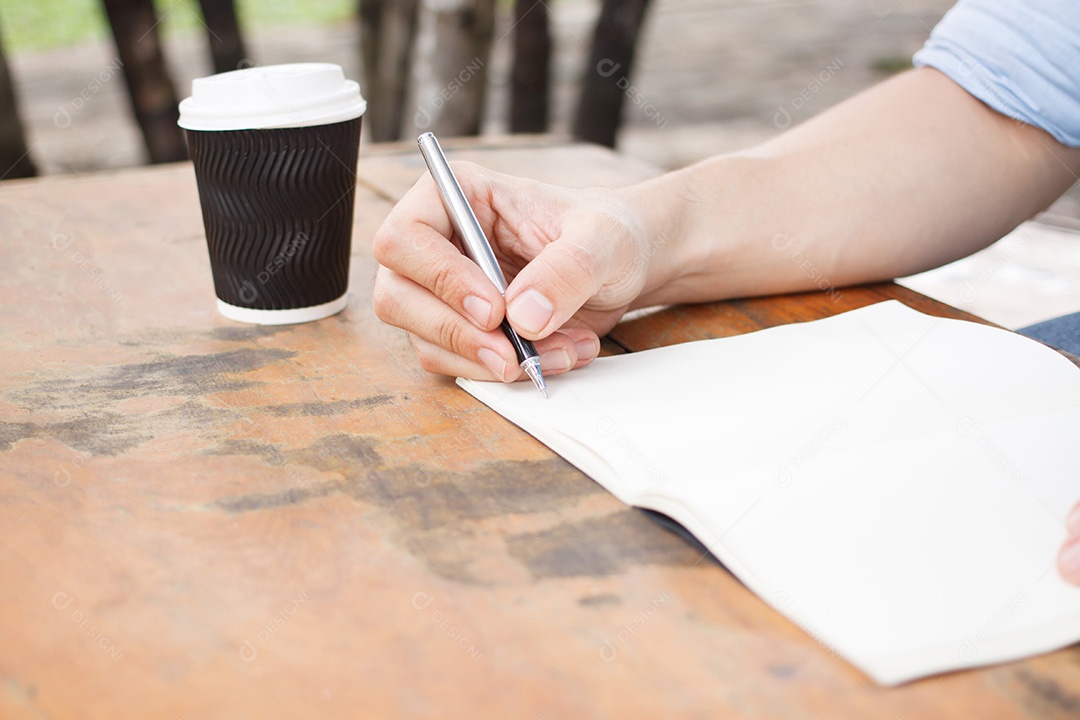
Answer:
[{"left": 185, "top": 117, "right": 362, "bottom": 310}]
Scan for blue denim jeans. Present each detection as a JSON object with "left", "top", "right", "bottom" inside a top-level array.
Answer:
[{"left": 1019, "top": 311, "right": 1080, "bottom": 356}]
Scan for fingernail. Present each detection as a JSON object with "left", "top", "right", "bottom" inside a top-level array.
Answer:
[
  {"left": 1058, "top": 540, "right": 1080, "bottom": 584},
  {"left": 507, "top": 289, "right": 553, "bottom": 336},
  {"left": 477, "top": 348, "right": 508, "bottom": 381},
  {"left": 463, "top": 295, "right": 493, "bottom": 328},
  {"left": 1067, "top": 504, "right": 1080, "bottom": 534},
  {"left": 574, "top": 337, "right": 599, "bottom": 363},
  {"left": 539, "top": 348, "right": 572, "bottom": 372}
]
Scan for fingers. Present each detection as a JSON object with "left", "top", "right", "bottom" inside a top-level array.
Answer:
[
  {"left": 372, "top": 161, "right": 619, "bottom": 381},
  {"left": 375, "top": 266, "right": 510, "bottom": 375},
  {"left": 534, "top": 326, "right": 602, "bottom": 377},
  {"left": 375, "top": 266, "right": 601, "bottom": 381},
  {"left": 408, "top": 330, "right": 597, "bottom": 381},
  {"left": 372, "top": 170, "right": 505, "bottom": 332},
  {"left": 503, "top": 208, "right": 641, "bottom": 341},
  {"left": 1058, "top": 503, "right": 1080, "bottom": 585}
]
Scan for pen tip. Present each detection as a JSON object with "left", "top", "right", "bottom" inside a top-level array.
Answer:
[{"left": 521, "top": 360, "right": 547, "bottom": 398}]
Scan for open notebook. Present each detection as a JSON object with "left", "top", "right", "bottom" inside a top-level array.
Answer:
[{"left": 459, "top": 301, "right": 1080, "bottom": 685}]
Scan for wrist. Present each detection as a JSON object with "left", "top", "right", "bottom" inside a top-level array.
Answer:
[
  {"left": 617, "top": 172, "right": 689, "bottom": 307},
  {"left": 620, "top": 155, "right": 752, "bottom": 307}
]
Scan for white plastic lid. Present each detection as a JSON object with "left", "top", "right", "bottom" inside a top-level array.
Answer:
[{"left": 178, "top": 63, "right": 366, "bottom": 131}]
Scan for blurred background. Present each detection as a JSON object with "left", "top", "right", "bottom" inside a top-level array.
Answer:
[{"left": 1, "top": 0, "right": 1077, "bottom": 328}]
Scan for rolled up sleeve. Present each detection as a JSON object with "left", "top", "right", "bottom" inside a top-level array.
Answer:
[{"left": 913, "top": 0, "right": 1080, "bottom": 147}]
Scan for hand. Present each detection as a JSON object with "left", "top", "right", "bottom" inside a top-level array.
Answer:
[
  {"left": 1058, "top": 502, "right": 1080, "bottom": 585},
  {"left": 373, "top": 162, "right": 657, "bottom": 382}
]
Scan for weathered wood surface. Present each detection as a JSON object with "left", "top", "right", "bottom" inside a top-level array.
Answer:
[{"left": 1, "top": 141, "right": 1078, "bottom": 719}]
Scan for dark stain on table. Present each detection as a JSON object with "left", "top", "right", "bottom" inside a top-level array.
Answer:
[
  {"left": 207, "top": 432, "right": 700, "bottom": 581},
  {"left": 216, "top": 482, "right": 338, "bottom": 513},
  {"left": 213, "top": 434, "right": 601, "bottom": 523},
  {"left": 0, "top": 348, "right": 302, "bottom": 454},
  {"left": 260, "top": 395, "right": 395, "bottom": 417},
  {"left": 578, "top": 593, "right": 623, "bottom": 607},
  {"left": 207, "top": 325, "right": 295, "bottom": 343},
  {"left": 9, "top": 348, "right": 295, "bottom": 411},
  {"left": 370, "top": 459, "right": 607, "bottom": 524},
  {"left": 0, "top": 400, "right": 229, "bottom": 456},
  {"left": 767, "top": 664, "right": 799, "bottom": 679},
  {"left": 505, "top": 511, "right": 707, "bottom": 579},
  {"left": 2, "top": 335, "right": 716, "bottom": 583},
  {"left": 1013, "top": 669, "right": 1080, "bottom": 718}
]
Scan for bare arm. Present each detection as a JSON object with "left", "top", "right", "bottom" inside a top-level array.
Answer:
[
  {"left": 631, "top": 67, "right": 1080, "bottom": 308},
  {"left": 373, "top": 68, "right": 1080, "bottom": 381}
]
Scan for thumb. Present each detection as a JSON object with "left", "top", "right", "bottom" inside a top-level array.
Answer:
[{"left": 503, "top": 230, "right": 613, "bottom": 340}]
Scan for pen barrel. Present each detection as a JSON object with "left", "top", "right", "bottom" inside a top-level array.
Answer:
[
  {"left": 417, "top": 132, "right": 544, "bottom": 390},
  {"left": 417, "top": 132, "right": 509, "bottom": 293},
  {"left": 501, "top": 319, "right": 539, "bottom": 365}
]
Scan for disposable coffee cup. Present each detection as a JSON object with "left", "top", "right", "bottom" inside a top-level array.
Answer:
[{"left": 178, "top": 63, "right": 366, "bottom": 324}]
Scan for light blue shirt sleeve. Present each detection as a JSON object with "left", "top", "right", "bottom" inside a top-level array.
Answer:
[{"left": 913, "top": 0, "right": 1080, "bottom": 147}]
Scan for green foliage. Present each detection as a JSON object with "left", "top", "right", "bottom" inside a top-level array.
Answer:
[
  {"left": 870, "top": 55, "right": 914, "bottom": 74},
  {"left": 0, "top": 0, "right": 355, "bottom": 53},
  {"left": 0, "top": 0, "right": 109, "bottom": 51}
]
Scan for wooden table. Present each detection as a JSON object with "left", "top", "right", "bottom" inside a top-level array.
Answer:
[{"left": 1, "top": 139, "right": 1077, "bottom": 719}]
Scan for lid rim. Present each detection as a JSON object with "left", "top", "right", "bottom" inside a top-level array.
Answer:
[
  {"left": 177, "top": 63, "right": 366, "bottom": 133},
  {"left": 177, "top": 102, "right": 367, "bottom": 132}
]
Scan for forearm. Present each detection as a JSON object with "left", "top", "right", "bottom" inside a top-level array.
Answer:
[{"left": 630, "top": 68, "right": 1080, "bottom": 306}]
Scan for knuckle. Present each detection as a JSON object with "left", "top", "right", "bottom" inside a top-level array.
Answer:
[
  {"left": 436, "top": 316, "right": 470, "bottom": 356},
  {"left": 427, "top": 261, "right": 463, "bottom": 304}
]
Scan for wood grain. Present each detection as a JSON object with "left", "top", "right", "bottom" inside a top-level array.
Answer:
[{"left": 0, "top": 142, "right": 1077, "bottom": 719}]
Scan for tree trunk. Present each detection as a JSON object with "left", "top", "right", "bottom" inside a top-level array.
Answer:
[
  {"left": 572, "top": 0, "right": 653, "bottom": 148},
  {"left": 359, "top": 0, "right": 421, "bottom": 142},
  {"left": 102, "top": 0, "right": 187, "bottom": 164},
  {"left": 359, "top": 0, "right": 382, "bottom": 102},
  {"left": 405, "top": 0, "right": 495, "bottom": 138},
  {"left": 0, "top": 22, "right": 37, "bottom": 179},
  {"left": 198, "top": 0, "right": 250, "bottom": 73},
  {"left": 510, "top": 0, "right": 550, "bottom": 133}
]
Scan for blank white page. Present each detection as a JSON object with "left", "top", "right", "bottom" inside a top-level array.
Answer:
[{"left": 459, "top": 301, "right": 1080, "bottom": 684}]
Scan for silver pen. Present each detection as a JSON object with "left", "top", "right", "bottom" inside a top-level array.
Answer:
[{"left": 417, "top": 132, "right": 548, "bottom": 397}]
